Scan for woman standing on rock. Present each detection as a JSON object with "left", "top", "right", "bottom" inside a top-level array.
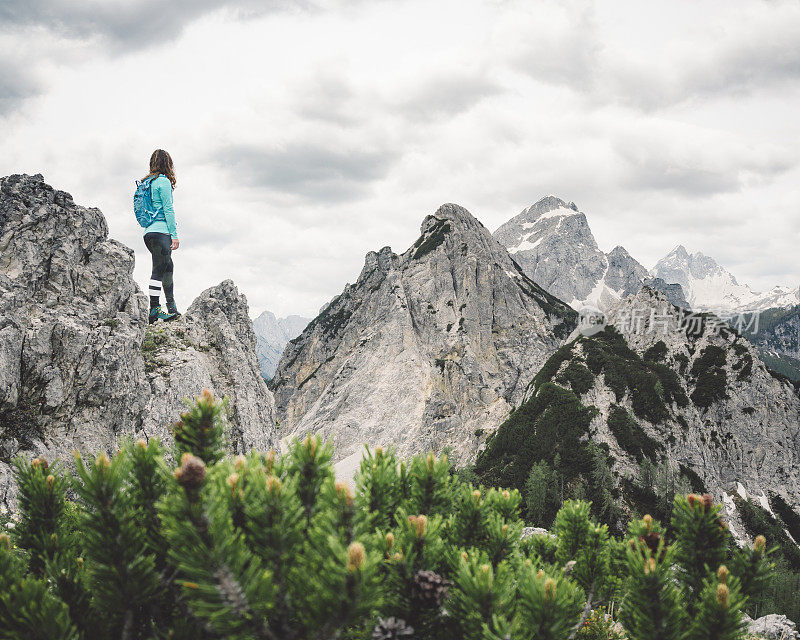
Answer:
[{"left": 139, "top": 149, "right": 181, "bottom": 324}]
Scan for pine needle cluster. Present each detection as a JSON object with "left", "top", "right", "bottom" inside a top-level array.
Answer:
[{"left": 0, "top": 392, "right": 776, "bottom": 640}]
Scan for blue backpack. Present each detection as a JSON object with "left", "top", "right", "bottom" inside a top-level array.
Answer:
[{"left": 133, "top": 176, "right": 159, "bottom": 228}]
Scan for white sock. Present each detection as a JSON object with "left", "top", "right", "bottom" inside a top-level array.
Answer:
[{"left": 149, "top": 279, "right": 162, "bottom": 306}]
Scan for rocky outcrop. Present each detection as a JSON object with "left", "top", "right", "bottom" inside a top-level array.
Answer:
[
  {"left": 477, "top": 285, "right": 800, "bottom": 535},
  {"left": 493, "top": 196, "right": 685, "bottom": 312},
  {"left": 252, "top": 311, "right": 311, "bottom": 380},
  {"left": 270, "top": 203, "right": 577, "bottom": 467},
  {"left": 0, "top": 174, "right": 276, "bottom": 507},
  {"left": 642, "top": 277, "right": 689, "bottom": 309},
  {"left": 744, "top": 613, "right": 800, "bottom": 640},
  {"left": 600, "top": 288, "right": 800, "bottom": 519},
  {"left": 141, "top": 281, "right": 277, "bottom": 453}
]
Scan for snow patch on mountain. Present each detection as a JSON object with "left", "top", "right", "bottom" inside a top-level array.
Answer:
[{"left": 494, "top": 196, "right": 653, "bottom": 312}]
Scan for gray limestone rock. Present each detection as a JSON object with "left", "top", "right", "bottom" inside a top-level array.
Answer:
[
  {"left": 493, "top": 196, "right": 676, "bottom": 312},
  {"left": 565, "top": 287, "right": 800, "bottom": 533},
  {"left": 0, "top": 174, "right": 276, "bottom": 507},
  {"left": 271, "top": 203, "right": 577, "bottom": 466},
  {"left": 744, "top": 613, "right": 800, "bottom": 640}
]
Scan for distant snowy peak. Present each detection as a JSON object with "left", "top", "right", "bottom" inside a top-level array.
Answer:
[
  {"left": 253, "top": 311, "right": 311, "bottom": 380},
  {"left": 651, "top": 245, "right": 799, "bottom": 312},
  {"left": 494, "top": 197, "right": 653, "bottom": 312}
]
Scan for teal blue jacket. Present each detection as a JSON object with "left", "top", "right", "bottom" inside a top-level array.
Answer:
[{"left": 143, "top": 174, "right": 178, "bottom": 239}]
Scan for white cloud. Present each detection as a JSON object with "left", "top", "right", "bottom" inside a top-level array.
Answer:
[{"left": 1, "top": 0, "right": 798, "bottom": 318}]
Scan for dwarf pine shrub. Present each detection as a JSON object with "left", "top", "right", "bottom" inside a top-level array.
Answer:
[{"left": 0, "top": 390, "right": 777, "bottom": 639}]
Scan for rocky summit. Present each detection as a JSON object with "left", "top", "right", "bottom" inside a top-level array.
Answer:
[
  {"left": 0, "top": 174, "right": 276, "bottom": 507},
  {"left": 493, "top": 196, "right": 683, "bottom": 311},
  {"left": 270, "top": 203, "right": 577, "bottom": 469}
]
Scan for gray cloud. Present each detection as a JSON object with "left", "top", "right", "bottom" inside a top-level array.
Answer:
[
  {"left": 613, "top": 134, "right": 795, "bottom": 197},
  {"left": 294, "top": 72, "right": 363, "bottom": 127},
  {"left": 504, "top": 1, "right": 800, "bottom": 111},
  {"left": 2, "top": 0, "right": 798, "bottom": 315},
  {"left": 213, "top": 142, "right": 400, "bottom": 203},
  {"left": 0, "top": 0, "right": 306, "bottom": 52},
  {"left": 0, "top": 59, "right": 41, "bottom": 114},
  {"left": 396, "top": 73, "right": 503, "bottom": 121},
  {"left": 603, "top": 8, "right": 800, "bottom": 110}
]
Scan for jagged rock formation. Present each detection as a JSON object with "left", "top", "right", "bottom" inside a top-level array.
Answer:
[
  {"left": 477, "top": 286, "right": 800, "bottom": 536},
  {"left": 141, "top": 281, "right": 277, "bottom": 451},
  {"left": 271, "top": 203, "right": 577, "bottom": 468},
  {"left": 641, "top": 277, "right": 690, "bottom": 309},
  {"left": 651, "top": 244, "right": 800, "bottom": 312},
  {"left": 252, "top": 311, "right": 311, "bottom": 380},
  {"left": 0, "top": 174, "right": 276, "bottom": 507},
  {"left": 493, "top": 196, "right": 686, "bottom": 311}
]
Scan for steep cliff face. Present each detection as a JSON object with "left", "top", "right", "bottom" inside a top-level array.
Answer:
[
  {"left": 603, "top": 289, "right": 800, "bottom": 511},
  {"left": 141, "top": 281, "right": 277, "bottom": 453},
  {"left": 477, "top": 287, "right": 800, "bottom": 533},
  {"left": 0, "top": 174, "right": 276, "bottom": 506},
  {"left": 271, "top": 203, "right": 577, "bottom": 467}
]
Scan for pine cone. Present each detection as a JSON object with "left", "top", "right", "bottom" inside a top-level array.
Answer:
[
  {"left": 372, "top": 617, "right": 414, "bottom": 639},
  {"left": 411, "top": 570, "right": 451, "bottom": 608}
]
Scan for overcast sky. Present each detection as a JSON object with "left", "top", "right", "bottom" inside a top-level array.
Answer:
[{"left": 2, "top": 0, "right": 799, "bottom": 318}]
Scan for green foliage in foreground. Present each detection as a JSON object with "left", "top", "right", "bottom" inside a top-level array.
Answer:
[{"left": 0, "top": 391, "right": 777, "bottom": 640}]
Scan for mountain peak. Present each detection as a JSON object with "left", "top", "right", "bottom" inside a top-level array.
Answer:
[
  {"left": 494, "top": 199, "right": 651, "bottom": 312},
  {"left": 422, "top": 203, "right": 486, "bottom": 233},
  {"left": 272, "top": 202, "right": 576, "bottom": 466},
  {"left": 647, "top": 246, "right": 797, "bottom": 311},
  {"left": 523, "top": 195, "right": 579, "bottom": 218},
  {"left": 608, "top": 245, "right": 634, "bottom": 259}
]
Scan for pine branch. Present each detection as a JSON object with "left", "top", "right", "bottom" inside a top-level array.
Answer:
[{"left": 567, "top": 579, "right": 595, "bottom": 640}]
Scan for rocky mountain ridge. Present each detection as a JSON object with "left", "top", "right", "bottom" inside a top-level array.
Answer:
[
  {"left": 651, "top": 244, "right": 799, "bottom": 313},
  {"left": 270, "top": 203, "right": 577, "bottom": 470},
  {"left": 493, "top": 196, "right": 797, "bottom": 315},
  {"left": 0, "top": 174, "right": 277, "bottom": 507},
  {"left": 476, "top": 286, "right": 800, "bottom": 540},
  {"left": 493, "top": 196, "right": 683, "bottom": 311}
]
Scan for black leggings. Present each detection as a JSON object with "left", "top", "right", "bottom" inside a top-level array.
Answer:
[{"left": 144, "top": 232, "right": 174, "bottom": 310}]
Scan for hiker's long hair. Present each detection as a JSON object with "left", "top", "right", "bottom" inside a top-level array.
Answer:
[{"left": 143, "top": 149, "right": 176, "bottom": 188}]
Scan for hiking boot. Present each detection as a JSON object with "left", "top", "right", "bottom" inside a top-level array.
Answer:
[
  {"left": 166, "top": 304, "right": 182, "bottom": 319},
  {"left": 149, "top": 306, "right": 178, "bottom": 324}
]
